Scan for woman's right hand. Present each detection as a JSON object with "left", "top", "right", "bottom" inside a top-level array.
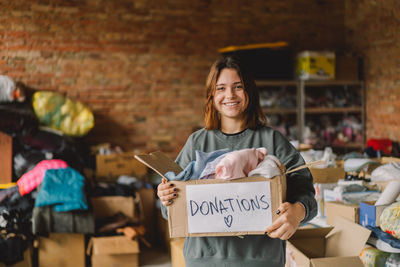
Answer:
[{"left": 157, "top": 178, "right": 178, "bottom": 206}]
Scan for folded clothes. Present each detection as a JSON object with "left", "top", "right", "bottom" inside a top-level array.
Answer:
[
  {"left": 17, "top": 159, "right": 68, "bottom": 196},
  {"left": 165, "top": 149, "right": 230, "bottom": 181},
  {"left": 34, "top": 167, "right": 88, "bottom": 212},
  {"left": 215, "top": 148, "right": 268, "bottom": 180}
]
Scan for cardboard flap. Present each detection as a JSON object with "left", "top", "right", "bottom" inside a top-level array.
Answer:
[
  {"left": 311, "top": 256, "right": 364, "bottom": 267},
  {"left": 289, "top": 227, "right": 333, "bottom": 259},
  {"left": 325, "top": 216, "right": 371, "bottom": 257},
  {"left": 91, "top": 236, "right": 139, "bottom": 255},
  {"left": 135, "top": 151, "right": 183, "bottom": 180},
  {"left": 167, "top": 175, "right": 284, "bottom": 238}
]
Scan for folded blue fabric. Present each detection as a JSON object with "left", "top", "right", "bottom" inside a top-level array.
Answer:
[
  {"left": 165, "top": 148, "right": 230, "bottom": 181},
  {"left": 366, "top": 225, "right": 400, "bottom": 249},
  {"left": 35, "top": 167, "right": 88, "bottom": 212}
]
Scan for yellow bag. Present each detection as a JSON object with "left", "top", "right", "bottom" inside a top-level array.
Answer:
[{"left": 32, "top": 91, "right": 94, "bottom": 136}]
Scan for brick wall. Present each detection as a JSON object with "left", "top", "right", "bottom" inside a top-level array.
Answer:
[
  {"left": 345, "top": 0, "right": 400, "bottom": 142},
  {"left": 0, "top": 0, "right": 346, "bottom": 156}
]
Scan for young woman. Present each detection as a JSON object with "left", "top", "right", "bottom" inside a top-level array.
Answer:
[{"left": 157, "top": 56, "right": 317, "bottom": 267}]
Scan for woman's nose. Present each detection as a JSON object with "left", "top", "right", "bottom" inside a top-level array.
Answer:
[{"left": 226, "top": 87, "right": 235, "bottom": 98}]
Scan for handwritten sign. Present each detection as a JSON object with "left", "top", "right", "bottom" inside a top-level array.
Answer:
[{"left": 186, "top": 181, "right": 272, "bottom": 233}]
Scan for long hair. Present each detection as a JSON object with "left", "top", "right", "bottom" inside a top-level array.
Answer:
[{"left": 204, "top": 56, "right": 267, "bottom": 130}]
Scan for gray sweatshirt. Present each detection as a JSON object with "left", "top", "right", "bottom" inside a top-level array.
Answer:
[{"left": 162, "top": 127, "right": 317, "bottom": 267}]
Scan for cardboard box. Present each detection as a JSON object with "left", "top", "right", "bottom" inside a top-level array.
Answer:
[
  {"left": 296, "top": 51, "right": 335, "bottom": 80},
  {"left": 380, "top": 157, "right": 400, "bottom": 164},
  {"left": 0, "top": 131, "right": 12, "bottom": 183},
  {"left": 287, "top": 216, "right": 371, "bottom": 267},
  {"left": 91, "top": 196, "right": 137, "bottom": 219},
  {"left": 170, "top": 238, "right": 185, "bottom": 267},
  {"left": 38, "top": 233, "right": 85, "bottom": 267},
  {"left": 135, "top": 151, "right": 286, "bottom": 238},
  {"left": 359, "top": 201, "right": 389, "bottom": 227},
  {"left": 325, "top": 201, "right": 359, "bottom": 226},
  {"left": 88, "top": 236, "right": 140, "bottom": 267},
  {"left": 96, "top": 152, "right": 148, "bottom": 182},
  {"left": 138, "top": 188, "right": 156, "bottom": 243},
  {"left": 309, "top": 167, "right": 344, "bottom": 184},
  {"left": 0, "top": 247, "right": 32, "bottom": 267}
]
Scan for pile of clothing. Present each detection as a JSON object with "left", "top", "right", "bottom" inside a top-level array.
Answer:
[{"left": 164, "top": 147, "right": 285, "bottom": 181}]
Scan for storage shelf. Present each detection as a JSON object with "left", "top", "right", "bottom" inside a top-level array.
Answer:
[
  {"left": 262, "top": 108, "right": 297, "bottom": 114},
  {"left": 303, "top": 80, "right": 363, "bottom": 87},
  {"left": 255, "top": 80, "right": 297, "bottom": 87},
  {"left": 305, "top": 107, "right": 363, "bottom": 114}
]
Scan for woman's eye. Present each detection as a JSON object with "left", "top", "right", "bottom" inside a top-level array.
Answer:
[
  {"left": 235, "top": 85, "right": 243, "bottom": 90},
  {"left": 216, "top": 87, "right": 224, "bottom": 91}
]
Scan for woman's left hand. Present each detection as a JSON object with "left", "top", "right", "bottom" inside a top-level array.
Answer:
[{"left": 264, "top": 202, "right": 305, "bottom": 240}]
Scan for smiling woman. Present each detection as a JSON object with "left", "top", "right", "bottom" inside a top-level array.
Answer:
[
  {"left": 157, "top": 56, "right": 317, "bottom": 267},
  {"left": 213, "top": 68, "right": 248, "bottom": 132}
]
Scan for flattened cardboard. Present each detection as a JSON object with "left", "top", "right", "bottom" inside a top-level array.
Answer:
[
  {"left": 38, "top": 233, "right": 85, "bottom": 267},
  {"left": 325, "top": 201, "right": 359, "bottom": 226},
  {"left": 88, "top": 236, "right": 139, "bottom": 267},
  {"left": 135, "top": 151, "right": 286, "bottom": 238},
  {"left": 91, "top": 196, "right": 136, "bottom": 219},
  {"left": 96, "top": 152, "right": 148, "bottom": 181},
  {"left": 0, "top": 132, "right": 12, "bottom": 184},
  {"left": 287, "top": 216, "right": 371, "bottom": 267}
]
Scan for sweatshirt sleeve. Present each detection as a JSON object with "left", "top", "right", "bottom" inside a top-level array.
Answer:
[
  {"left": 161, "top": 133, "right": 196, "bottom": 220},
  {"left": 273, "top": 131, "right": 317, "bottom": 223}
]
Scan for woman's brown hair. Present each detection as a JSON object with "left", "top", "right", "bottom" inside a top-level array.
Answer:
[{"left": 204, "top": 56, "right": 267, "bottom": 130}]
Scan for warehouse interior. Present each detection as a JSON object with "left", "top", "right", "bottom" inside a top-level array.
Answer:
[{"left": 1, "top": 0, "right": 400, "bottom": 266}]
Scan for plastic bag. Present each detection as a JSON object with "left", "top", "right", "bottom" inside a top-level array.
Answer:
[
  {"left": 380, "top": 201, "right": 400, "bottom": 239},
  {"left": 32, "top": 91, "right": 94, "bottom": 136}
]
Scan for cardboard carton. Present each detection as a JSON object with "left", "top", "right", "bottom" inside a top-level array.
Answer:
[
  {"left": 91, "top": 195, "right": 137, "bottom": 219},
  {"left": 309, "top": 167, "right": 344, "bottom": 184},
  {"left": 287, "top": 216, "right": 371, "bottom": 267},
  {"left": 135, "top": 151, "right": 286, "bottom": 238},
  {"left": 0, "top": 131, "right": 12, "bottom": 183},
  {"left": 170, "top": 238, "right": 185, "bottom": 267},
  {"left": 296, "top": 51, "right": 335, "bottom": 80},
  {"left": 380, "top": 157, "right": 400, "bottom": 164},
  {"left": 359, "top": 201, "right": 389, "bottom": 227},
  {"left": 137, "top": 188, "right": 156, "bottom": 243},
  {"left": 325, "top": 201, "right": 359, "bottom": 226},
  {"left": 96, "top": 152, "right": 148, "bottom": 182},
  {"left": 37, "top": 233, "right": 85, "bottom": 267},
  {"left": 87, "top": 236, "right": 140, "bottom": 267}
]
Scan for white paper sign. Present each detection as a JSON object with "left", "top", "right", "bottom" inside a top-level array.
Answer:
[{"left": 186, "top": 181, "right": 272, "bottom": 233}]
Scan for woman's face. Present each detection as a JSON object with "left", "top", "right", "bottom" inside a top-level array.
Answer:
[{"left": 213, "top": 68, "right": 248, "bottom": 123}]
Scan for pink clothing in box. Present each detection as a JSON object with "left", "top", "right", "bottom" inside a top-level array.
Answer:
[
  {"left": 17, "top": 159, "right": 68, "bottom": 196},
  {"left": 215, "top": 147, "right": 267, "bottom": 180}
]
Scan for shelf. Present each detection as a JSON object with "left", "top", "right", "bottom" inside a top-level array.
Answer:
[
  {"left": 302, "top": 80, "right": 363, "bottom": 87},
  {"left": 328, "top": 143, "right": 363, "bottom": 149},
  {"left": 255, "top": 80, "right": 363, "bottom": 87},
  {"left": 262, "top": 108, "right": 297, "bottom": 114},
  {"left": 305, "top": 107, "right": 363, "bottom": 114},
  {"left": 255, "top": 80, "right": 297, "bottom": 87}
]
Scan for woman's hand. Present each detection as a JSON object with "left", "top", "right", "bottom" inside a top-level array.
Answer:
[
  {"left": 264, "top": 202, "right": 305, "bottom": 240},
  {"left": 157, "top": 178, "right": 178, "bottom": 206}
]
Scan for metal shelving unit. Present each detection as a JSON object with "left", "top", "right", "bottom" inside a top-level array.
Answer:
[{"left": 256, "top": 79, "right": 365, "bottom": 152}]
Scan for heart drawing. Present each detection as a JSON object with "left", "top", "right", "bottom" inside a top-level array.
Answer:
[{"left": 224, "top": 215, "right": 233, "bottom": 227}]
